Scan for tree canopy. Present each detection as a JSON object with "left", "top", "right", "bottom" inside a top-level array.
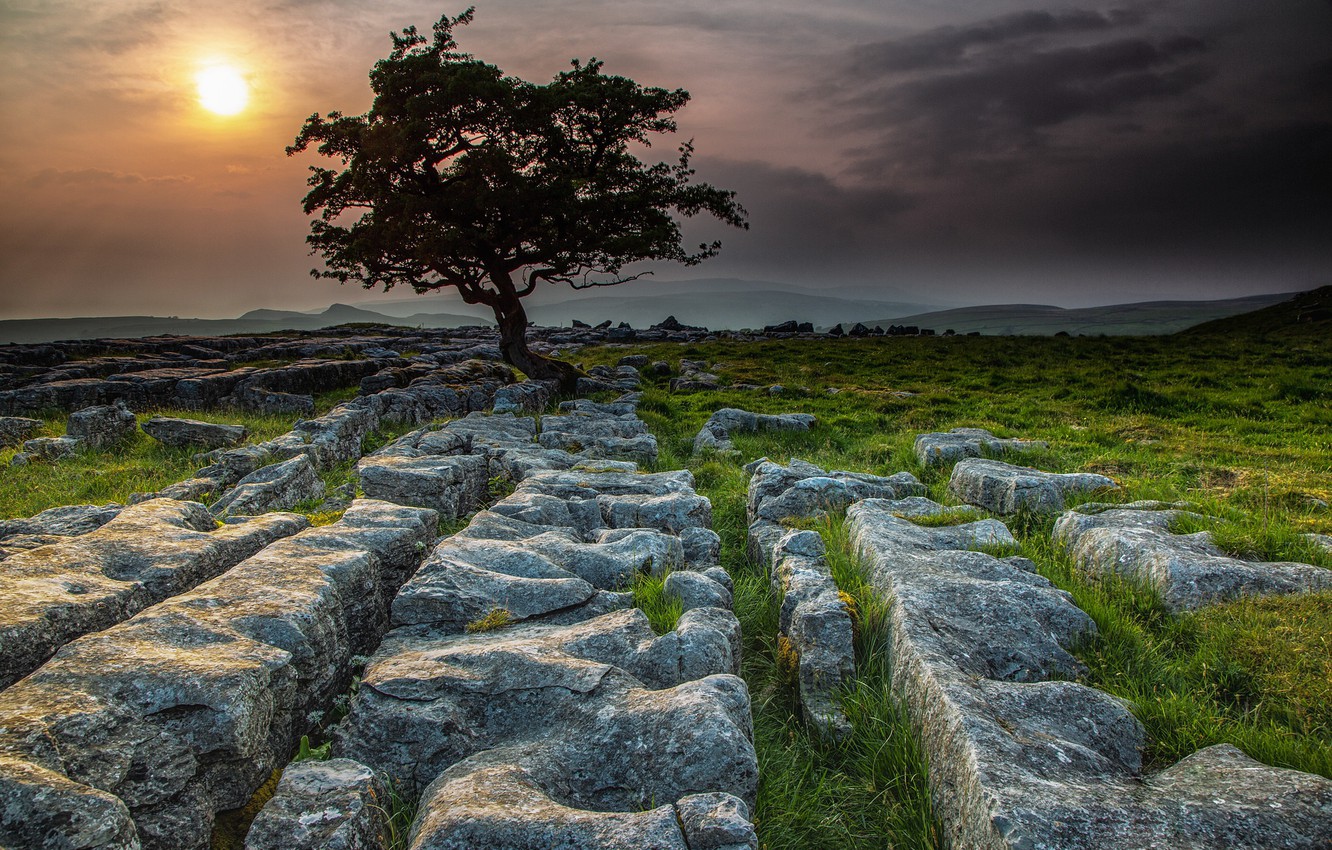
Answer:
[{"left": 288, "top": 8, "right": 747, "bottom": 384}]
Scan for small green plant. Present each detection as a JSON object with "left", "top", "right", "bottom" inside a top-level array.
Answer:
[
  {"left": 631, "top": 571, "right": 684, "bottom": 635},
  {"left": 487, "top": 475, "right": 515, "bottom": 502},
  {"left": 465, "top": 608, "right": 515, "bottom": 633},
  {"left": 292, "top": 734, "right": 331, "bottom": 762}
]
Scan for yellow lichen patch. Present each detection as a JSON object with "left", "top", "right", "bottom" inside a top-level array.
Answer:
[
  {"left": 837, "top": 590, "right": 861, "bottom": 645},
  {"left": 465, "top": 608, "right": 515, "bottom": 633},
  {"left": 211, "top": 767, "right": 283, "bottom": 850},
  {"left": 776, "top": 635, "right": 800, "bottom": 687}
]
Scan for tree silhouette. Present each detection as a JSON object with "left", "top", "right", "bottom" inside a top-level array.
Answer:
[{"left": 288, "top": 9, "right": 747, "bottom": 388}]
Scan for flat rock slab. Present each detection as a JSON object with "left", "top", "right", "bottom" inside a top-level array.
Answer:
[
  {"left": 0, "top": 503, "right": 123, "bottom": 558},
  {"left": 846, "top": 497, "right": 1332, "bottom": 849},
  {"left": 0, "top": 499, "right": 436, "bottom": 850},
  {"left": 245, "top": 758, "right": 389, "bottom": 850},
  {"left": 357, "top": 453, "right": 489, "bottom": 517},
  {"left": 0, "top": 499, "right": 306, "bottom": 689},
  {"left": 141, "top": 415, "right": 247, "bottom": 449},
  {"left": 914, "top": 427, "right": 1048, "bottom": 467},
  {"left": 1056, "top": 506, "right": 1332, "bottom": 610},
  {"left": 948, "top": 457, "right": 1116, "bottom": 514},
  {"left": 693, "top": 408, "right": 816, "bottom": 454},
  {"left": 211, "top": 454, "right": 325, "bottom": 518}
]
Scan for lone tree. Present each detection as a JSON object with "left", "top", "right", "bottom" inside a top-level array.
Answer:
[{"left": 288, "top": 9, "right": 747, "bottom": 389}]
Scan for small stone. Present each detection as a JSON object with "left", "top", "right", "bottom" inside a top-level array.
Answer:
[{"left": 66, "top": 401, "right": 137, "bottom": 448}]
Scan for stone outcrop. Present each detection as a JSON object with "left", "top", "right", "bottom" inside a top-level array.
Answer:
[
  {"left": 141, "top": 415, "right": 247, "bottom": 449},
  {"left": 1056, "top": 505, "right": 1332, "bottom": 610},
  {"left": 10, "top": 434, "right": 81, "bottom": 465},
  {"left": 0, "top": 499, "right": 306, "bottom": 689},
  {"left": 329, "top": 398, "right": 758, "bottom": 847},
  {"left": 742, "top": 458, "right": 922, "bottom": 737},
  {"left": 0, "top": 502, "right": 123, "bottom": 558},
  {"left": 948, "top": 457, "right": 1116, "bottom": 514},
  {"left": 693, "top": 407, "right": 816, "bottom": 454},
  {"left": 244, "top": 758, "right": 390, "bottom": 850},
  {"left": 210, "top": 454, "right": 325, "bottom": 519},
  {"left": 0, "top": 500, "right": 437, "bottom": 850},
  {"left": 913, "top": 427, "right": 1048, "bottom": 467},
  {"left": 65, "top": 402, "right": 138, "bottom": 448},
  {"left": 846, "top": 495, "right": 1332, "bottom": 849}
]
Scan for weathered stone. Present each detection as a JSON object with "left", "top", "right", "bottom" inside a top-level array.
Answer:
[
  {"left": 141, "top": 415, "right": 246, "bottom": 449},
  {"left": 491, "top": 379, "right": 556, "bottom": 415},
  {"left": 1056, "top": 506, "right": 1332, "bottom": 610},
  {"left": 617, "top": 354, "right": 650, "bottom": 369},
  {"left": 948, "top": 457, "right": 1116, "bottom": 515},
  {"left": 0, "top": 500, "right": 436, "bottom": 850},
  {"left": 14, "top": 434, "right": 81, "bottom": 463},
  {"left": 244, "top": 758, "right": 389, "bottom": 850},
  {"left": 0, "top": 416, "right": 42, "bottom": 447},
  {"left": 0, "top": 503, "right": 123, "bottom": 557},
  {"left": 211, "top": 454, "right": 325, "bottom": 518},
  {"left": 335, "top": 611, "right": 752, "bottom": 796},
  {"left": 847, "top": 497, "right": 1332, "bottom": 849},
  {"left": 0, "top": 500, "right": 306, "bottom": 689},
  {"left": 693, "top": 408, "right": 816, "bottom": 455},
  {"left": 913, "top": 427, "right": 1049, "bottom": 467},
  {"left": 357, "top": 453, "right": 489, "bottom": 517},
  {"left": 675, "top": 792, "right": 758, "bottom": 850},
  {"left": 664, "top": 570, "right": 733, "bottom": 611},
  {"left": 66, "top": 401, "right": 137, "bottom": 448}
]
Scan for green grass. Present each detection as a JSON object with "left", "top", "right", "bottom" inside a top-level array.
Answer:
[
  {"left": 630, "top": 571, "right": 685, "bottom": 635},
  {"left": 0, "top": 397, "right": 421, "bottom": 521},
  {"left": 573, "top": 328, "right": 1331, "bottom": 844}
]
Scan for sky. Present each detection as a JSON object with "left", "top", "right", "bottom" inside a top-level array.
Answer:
[{"left": 0, "top": 0, "right": 1328, "bottom": 319}]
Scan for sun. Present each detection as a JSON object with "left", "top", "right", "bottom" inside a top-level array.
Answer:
[{"left": 196, "top": 65, "right": 248, "bottom": 116}]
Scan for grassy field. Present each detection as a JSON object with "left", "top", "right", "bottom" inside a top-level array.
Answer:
[
  {"left": 3, "top": 312, "right": 1329, "bottom": 848},
  {"left": 569, "top": 324, "right": 1330, "bottom": 847}
]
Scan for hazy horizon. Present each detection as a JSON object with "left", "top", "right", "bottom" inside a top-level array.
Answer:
[{"left": 2, "top": 1, "right": 1328, "bottom": 319}]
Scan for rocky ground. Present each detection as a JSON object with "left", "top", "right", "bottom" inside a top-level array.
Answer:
[{"left": 1, "top": 325, "right": 1330, "bottom": 849}]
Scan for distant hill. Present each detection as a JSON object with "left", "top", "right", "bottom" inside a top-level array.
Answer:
[
  {"left": 858, "top": 293, "right": 1297, "bottom": 336},
  {"left": 1180, "top": 286, "right": 1332, "bottom": 340},
  {"left": 521, "top": 290, "right": 936, "bottom": 330},
  {"left": 0, "top": 304, "right": 489, "bottom": 345}
]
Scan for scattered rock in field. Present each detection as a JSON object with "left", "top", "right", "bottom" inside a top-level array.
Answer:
[
  {"left": 747, "top": 459, "right": 924, "bottom": 525},
  {"left": 141, "top": 415, "right": 247, "bottom": 449},
  {"left": 692, "top": 408, "right": 816, "bottom": 455},
  {"left": 1056, "top": 507, "right": 1332, "bottom": 610},
  {"left": 210, "top": 454, "right": 325, "bottom": 518},
  {"left": 618, "top": 354, "right": 650, "bottom": 369},
  {"left": 65, "top": 401, "right": 137, "bottom": 449},
  {"left": 847, "top": 497, "right": 1332, "bottom": 849},
  {"left": 913, "top": 427, "right": 1048, "bottom": 467},
  {"left": 1306, "top": 532, "right": 1332, "bottom": 553},
  {"left": 647, "top": 360, "right": 672, "bottom": 377},
  {"left": 12, "top": 435, "right": 82, "bottom": 464},
  {"left": 670, "top": 359, "right": 721, "bottom": 392},
  {"left": 0, "top": 416, "right": 42, "bottom": 447},
  {"left": 244, "top": 759, "right": 390, "bottom": 850},
  {"left": 947, "top": 457, "right": 1117, "bottom": 515}
]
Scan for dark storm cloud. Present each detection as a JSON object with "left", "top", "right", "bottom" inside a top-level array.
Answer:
[
  {"left": 838, "top": 10, "right": 1211, "bottom": 171},
  {"left": 849, "top": 8, "right": 1143, "bottom": 73}
]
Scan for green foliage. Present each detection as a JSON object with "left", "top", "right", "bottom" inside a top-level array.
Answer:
[
  {"left": 465, "top": 608, "right": 515, "bottom": 633},
  {"left": 287, "top": 8, "right": 746, "bottom": 305},
  {"left": 293, "top": 734, "right": 332, "bottom": 762},
  {"left": 631, "top": 571, "right": 684, "bottom": 636}
]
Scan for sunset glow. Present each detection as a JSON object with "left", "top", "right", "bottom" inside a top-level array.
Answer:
[{"left": 195, "top": 64, "right": 248, "bottom": 115}]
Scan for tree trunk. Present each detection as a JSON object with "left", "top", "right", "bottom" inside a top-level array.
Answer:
[{"left": 492, "top": 292, "right": 582, "bottom": 392}]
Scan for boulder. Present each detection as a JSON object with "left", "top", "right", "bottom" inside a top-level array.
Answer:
[
  {"left": 14, "top": 434, "right": 82, "bottom": 463},
  {"left": 914, "top": 427, "right": 1049, "bottom": 467},
  {"left": 66, "top": 401, "right": 137, "bottom": 448},
  {"left": 692, "top": 408, "right": 816, "bottom": 454},
  {"left": 948, "top": 457, "right": 1116, "bottom": 515},
  {"left": 210, "top": 454, "right": 325, "bottom": 518},
  {"left": 664, "top": 570, "right": 734, "bottom": 611},
  {"left": 1056, "top": 506, "right": 1332, "bottom": 610},
  {"left": 141, "top": 415, "right": 247, "bottom": 449},
  {"left": 244, "top": 759, "right": 389, "bottom": 850},
  {"left": 357, "top": 453, "right": 489, "bottom": 517},
  {"left": 0, "top": 416, "right": 42, "bottom": 447}
]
